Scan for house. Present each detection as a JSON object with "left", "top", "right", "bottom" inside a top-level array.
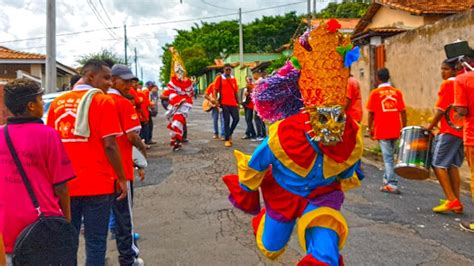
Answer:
[
  {"left": 0, "top": 46, "right": 78, "bottom": 89},
  {"left": 305, "top": 18, "right": 360, "bottom": 34},
  {"left": 197, "top": 53, "right": 280, "bottom": 93},
  {"left": 350, "top": 2, "right": 473, "bottom": 125}
]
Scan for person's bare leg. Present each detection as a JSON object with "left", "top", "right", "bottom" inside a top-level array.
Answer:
[
  {"left": 433, "top": 167, "right": 456, "bottom": 201},
  {"left": 448, "top": 167, "right": 461, "bottom": 199}
]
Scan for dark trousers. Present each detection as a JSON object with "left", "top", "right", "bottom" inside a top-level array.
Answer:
[
  {"left": 222, "top": 105, "right": 240, "bottom": 141},
  {"left": 71, "top": 194, "right": 114, "bottom": 266},
  {"left": 148, "top": 117, "right": 154, "bottom": 142},
  {"left": 244, "top": 107, "right": 256, "bottom": 138},
  {"left": 112, "top": 181, "right": 139, "bottom": 266},
  {"left": 140, "top": 122, "right": 151, "bottom": 144},
  {"left": 255, "top": 113, "right": 266, "bottom": 138}
]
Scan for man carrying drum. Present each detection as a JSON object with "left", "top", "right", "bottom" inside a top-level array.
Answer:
[
  {"left": 367, "top": 68, "right": 407, "bottom": 194},
  {"left": 427, "top": 59, "right": 464, "bottom": 214}
]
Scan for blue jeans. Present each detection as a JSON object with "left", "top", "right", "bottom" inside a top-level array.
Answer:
[
  {"left": 379, "top": 139, "right": 399, "bottom": 186},
  {"left": 71, "top": 194, "right": 114, "bottom": 266},
  {"left": 222, "top": 105, "right": 240, "bottom": 141},
  {"left": 220, "top": 110, "right": 225, "bottom": 137},
  {"left": 211, "top": 107, "right": 219, "bottom": 135}
]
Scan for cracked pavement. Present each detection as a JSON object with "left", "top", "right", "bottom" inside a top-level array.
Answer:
[{"left": 93, "top": 98, "right": 474, "bottom": 265}]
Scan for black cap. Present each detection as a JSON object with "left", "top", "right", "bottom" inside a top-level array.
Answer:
[{"left": 111, "top": 64, "right": 136, "bottom": 80}]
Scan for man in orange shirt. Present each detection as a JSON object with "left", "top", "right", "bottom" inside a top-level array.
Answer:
[
  {"left": 214, "top": 64, "right": 240, "bottom": 147},
  {"left": 109, "top": 64, "right": 147, "bottom": 266},
  {"left": 345, "top": 75, "right": 363, "bottom": 123},
  {"left": 427, "top": 59, "right": 464, "bottom": 214},
  {"left": 453, "top": 49, "right": 474, "bottom": 232},
  {"left": 367, "top": 68, "right": 407, "bottom": 194},
  {"left": 47, "top": 59, "right": 127, "bottom": 265}
]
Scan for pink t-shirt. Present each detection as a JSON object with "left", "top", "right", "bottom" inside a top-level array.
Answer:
[{"left": 0, "top": 118, "right": 75, "bottom": 253}]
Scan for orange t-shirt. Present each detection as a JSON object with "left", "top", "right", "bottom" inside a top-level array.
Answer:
[
  {"left": 346, "top": 77, "right": 363, "bottom": 122},
  {"left": 137, "top": 90, "right": 150, "bottom": 122},
  {"left": 214, "top": 75, "right": 238, "bottom": 107},
  {"left": 435, "top": 78, "right": 463, "bottom": 138},
  {"left": 205, "top": 82, "right": 216, "bottom": 97},
  {"left": 454, "top": 71, "right": 474, "bottom": 146},
  {"left": 47, "top": 85, "right": 122, "bottom": 196},
  {"left": 109, "top": 89, "right": 142, "bottom": 181},
  {"left": 366, "top": 84, "right": 406, "bottom": 140}
]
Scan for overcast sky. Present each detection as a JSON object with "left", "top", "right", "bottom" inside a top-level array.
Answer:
[{"left": 0, "top": 0, "right": 339, "bottom": 84}]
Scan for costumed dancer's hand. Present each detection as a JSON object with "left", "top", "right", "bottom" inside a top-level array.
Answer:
[
  {"left": 138, "top": 168, "right": 145, "bottom": 182},
  {"left": 116, "top": 180, "right": 128, "bottom": 201}
]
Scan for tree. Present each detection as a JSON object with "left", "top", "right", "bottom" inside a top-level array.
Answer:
[
  {"left": 317, "top": 2, "right": 369, "bottom": 18},
  {"left": 76, "top": 49, "right": 125, "bottom": 67}
]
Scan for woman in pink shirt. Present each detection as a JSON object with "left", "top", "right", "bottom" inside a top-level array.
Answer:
[{"left": 0, "top": 79, "right": 75, "bottom": 263}]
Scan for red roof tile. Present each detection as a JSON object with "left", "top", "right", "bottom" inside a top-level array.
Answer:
[{"left": 0, "top": 46, "right": 45, "bottom": 60}]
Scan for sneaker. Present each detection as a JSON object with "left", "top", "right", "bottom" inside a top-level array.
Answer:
[
  {"left": 148, "top": 141, "right": 157, "bottom": 145},
  {"left": 213, "top": 134, "right": 218, "bottom": 139},
  {"left": 432, "top": 198, "right": 462, "bottom": 213},
  {"left": 133, "top": 257, "right": 145, "bottom": 266},
  {"left": 220, "top": 136, "right": 225, "bottom": 141},
  {"left": 224, "top": 141, "right": 232, "bottom": 147},
  {"left": 380, "top": 184, "right": 401, "bottom": 194},
  {"left": 438, "top": 199, "right": 464, "bottom": 214},
  {"left": 460, "top": 221, "right": 474, "bottom": 233},
  {"left": 182, "top": 139, "right": 189, "bottom": 144},
  {"left": 241, "top": 135, "right": 251, "bottom": 140},
  {"left": 250, "top": 138, "right": 259, "bottom": 142},
  {"left": 172, "top": 141, "right": 182, "bottom": 151},
  {"left": 256, "top": 137, "right": 264, "bottom": 142}
]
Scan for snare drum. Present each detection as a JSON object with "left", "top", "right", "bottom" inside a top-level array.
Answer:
[{"left": 394, "top": 126, "right": 433, "bottom": 180}]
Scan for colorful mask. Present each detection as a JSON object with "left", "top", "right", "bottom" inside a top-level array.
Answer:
[{"left": 293, "top": 19, "right": 354, "bottom": 145}]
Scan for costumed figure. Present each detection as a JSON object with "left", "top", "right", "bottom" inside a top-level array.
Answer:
[
  {"left": 163, "top": 47, "right": 194, "bottom": 151},
  {"left": 222, "top": 19, "right": 363, "bottom": 265}
]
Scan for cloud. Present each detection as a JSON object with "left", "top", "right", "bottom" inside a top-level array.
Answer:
[{"left": 0, "top": 0, "right": 333, "bottom": 82}]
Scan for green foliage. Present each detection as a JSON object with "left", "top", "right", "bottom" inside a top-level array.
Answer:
[
  {"left": 317, "top": 2, "right": 369, "bottom": 19},
  {"left": 266, "top": 54, "right": 288, "bottom": 74},
  {"left": 159, "top": 12, "right": 303, "bottom": 84},
  {"left": 76, "top": 48, "right": 125, "bottom": 66}
]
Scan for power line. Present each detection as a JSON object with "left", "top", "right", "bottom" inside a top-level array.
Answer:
[
  {"left": 98, "top": 0, "right": 114, "bottom": 25},
  {"left": 0, "top": 1, "right": 306, "bottom": 44},
  {"left": 87, "top": 0, "right": 118, "bottom": 39},
  {"left": 200, "top": 0, "right": 236, "bottom": 11}
]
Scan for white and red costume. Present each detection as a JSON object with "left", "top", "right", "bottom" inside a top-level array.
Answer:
[{"left": 164, "top": 76, "right": 194, "bottom": 147}]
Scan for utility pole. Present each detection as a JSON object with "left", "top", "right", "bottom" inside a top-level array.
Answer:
[
  {"left": 45, "top": 0, "right": 56, "bottom": 93},
  {"left": 141, "top": 67, "right": 143, "bottom": 81},
  {"left": 124, "top": 25, "right": 128, "bottom": 65},
  {"left": 313, "top": 0, "right": 316, "bottom": 16},
  {"left": 307, "top": 0, "right": 311, "bottom": 27},
  {"left": 239, "top": 8, "right": 243, "bottom": 69},
  {"left": 134, "top": 48, "right": 138, "bottom": 76}
]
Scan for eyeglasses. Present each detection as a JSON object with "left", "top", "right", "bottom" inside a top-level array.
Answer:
[{"left": 224, "top": 68, "right": 231, "bottom": 71}]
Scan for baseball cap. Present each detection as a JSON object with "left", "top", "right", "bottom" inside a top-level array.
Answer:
[
  {"left": 111, "top": 64, "right": 136, "bottom": 80},
  {"left": 145, "top": 81, "right": 155, "bottom": 86}
]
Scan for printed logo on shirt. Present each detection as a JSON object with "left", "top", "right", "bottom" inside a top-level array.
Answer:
[
  {"left": 131, "top": 113, "right": 138, "bottom": 120},
  {"left": 53, "top": 96, "right": 88, "bottom": 142}
]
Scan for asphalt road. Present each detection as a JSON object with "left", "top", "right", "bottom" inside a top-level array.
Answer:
[{"left": 96, "top": 97, "right": 474, "bottom": 266}]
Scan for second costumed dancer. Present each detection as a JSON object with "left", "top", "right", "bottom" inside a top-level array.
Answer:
[{"left": 222, "top": 19, "right": 363, "bottom": 265}]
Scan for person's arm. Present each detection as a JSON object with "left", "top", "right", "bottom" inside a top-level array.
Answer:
[
  {"left": 127, "top": 131, "right": 147, "bottom": 158},
  {"left": 401, "top": 110, "right": 407, "bottom": 128},
  {"left": 368, "top": 111, "right": 374, "bottom": 138},
  {"left": 54, "top": 183, "right": 71, "bottom": 222},
  {"left": 0, "top": 234, "right": 6, "bottom": 266},
  {"left": 427, "top": 109, "right": 444, "bottom": 131},
  {"left": 103, "top": 136, "right": 127, "bottom": 200}
]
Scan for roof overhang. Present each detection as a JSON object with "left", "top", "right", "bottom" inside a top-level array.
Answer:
[{"left": 0, "top": 59, "right": 77, "bottom": 75}]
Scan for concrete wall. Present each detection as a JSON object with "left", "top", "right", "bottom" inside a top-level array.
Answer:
[
  {"left": 368, "top": 6, "right": 425, "bottom": 30},
  {"left": 384, "top": 9, "right": 474, "bottom": 126}
]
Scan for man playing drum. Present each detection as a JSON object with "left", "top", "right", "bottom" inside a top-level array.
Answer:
[
  {"left": 367, "top": 68, "right": 407, "bottom": 194},
  {"left": 427, "top": 59, "right": 464, "bottom": 214}
]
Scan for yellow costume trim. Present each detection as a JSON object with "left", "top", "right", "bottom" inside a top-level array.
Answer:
[
  {"left": 297, "top": 207, "right": 348, "bottom": 252},
  {"left": 256, "top": 214, "right": 286, "bottom": 260},
  {"left": 340, "top": 174, "right": 361, "bottom": 192},
  {"left": 267, "top": 121, "right": 317, "bottom": 178},
  {"left": 322, "top": 124, "right": 364, "bottom": 178},
  {"left": 234, "top": 150, "right": 267, "bottom": 191}
]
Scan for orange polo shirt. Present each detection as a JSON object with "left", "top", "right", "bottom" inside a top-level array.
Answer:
[{"left": 47, "top": 85, "right": 122, "bottom": 196}]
